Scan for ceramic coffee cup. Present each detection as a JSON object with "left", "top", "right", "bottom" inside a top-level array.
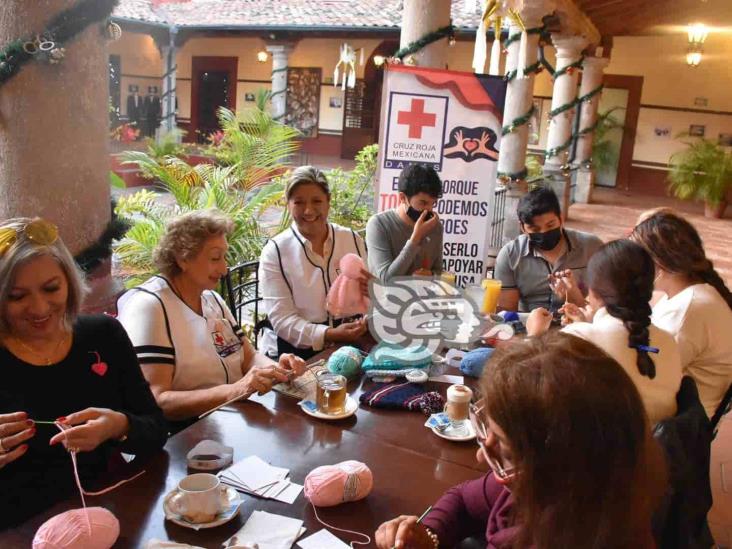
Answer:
[{"left": 169, "top": 473, "right": 227, "bottom": 523}]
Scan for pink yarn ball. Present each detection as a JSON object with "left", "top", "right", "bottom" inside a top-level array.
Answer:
[
  {"left": 304, "top": 460, "right": 373, "bottom": 507},
  {"left": 33, "top": 507, "right": 120, "bottom": 549},
  {"left": 340, "top": 253, "right": 364, "bottom": 278}
]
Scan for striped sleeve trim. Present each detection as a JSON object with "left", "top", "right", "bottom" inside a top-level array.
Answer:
[{"left": 135, "top": 345, "right": 175, "bottom": 365}]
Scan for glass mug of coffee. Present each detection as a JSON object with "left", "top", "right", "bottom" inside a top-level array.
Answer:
[
  {"left": 445, "top": 384, "right": 474, "bottom": 431},
  {"left": 169, "top": 473, "right": 228, "bottom": 524},
  {"left": 316, "top": 372, "right": 347, "bottom": 415}
]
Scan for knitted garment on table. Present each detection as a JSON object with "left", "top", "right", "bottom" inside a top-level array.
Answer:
[
  {"left": 362, "top": 343, "right": 433, "bottom": 371},
  {"left": 359, "top": 381, "right": 444, "bottom": 415},
  {"left": 326, "top": 253, "right": 370, "bottom": 317}
]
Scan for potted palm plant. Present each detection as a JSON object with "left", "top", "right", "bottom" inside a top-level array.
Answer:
[{"left": 667, "top": 136, "right": 732, "bottom": 219}]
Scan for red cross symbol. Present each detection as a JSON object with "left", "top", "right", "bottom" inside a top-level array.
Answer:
[{"left": 397, "top": 98, "right": 437, "bottom": 139}]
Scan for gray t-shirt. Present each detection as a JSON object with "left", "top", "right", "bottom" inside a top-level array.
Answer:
[
  {"left": 494, "top": 228, "right": 603, "bottom": 312},
  {"left": 366, "top": 209, "right": 443, "bottom": 282}
]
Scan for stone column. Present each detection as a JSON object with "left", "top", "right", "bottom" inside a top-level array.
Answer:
[
  {"left": 160, "top": 27, "right": 178, "bottom": 136},
  {"left": 266, "top": 44, "right": 293, "bottom": 123},
  {"left": 497, "top": 3, "right": 553, "bottom": 242},
  {"left": 400, "top": 0, "right": 452, "bottom": 68},
  {"left": 573, "top": 56, "right": 609, "bottom": 203},
  {"left": 0, "top": 0, "right": 110, "bottom": 254},
  {"left": 543, "top": 35, "right": 588, "bottom": 217}
]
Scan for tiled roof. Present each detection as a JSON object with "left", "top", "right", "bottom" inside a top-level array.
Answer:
[{"left": 113, "top": 0, "right": 483, "bottom": 30}]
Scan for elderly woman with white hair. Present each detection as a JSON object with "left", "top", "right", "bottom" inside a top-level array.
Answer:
[
  {"left": 117, "top": 209, "right": 306, "bottom": 427},
  {"left": 0, "top": 217, "right": 167, "bottom": 526}
]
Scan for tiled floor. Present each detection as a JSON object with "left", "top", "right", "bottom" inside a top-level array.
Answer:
[{"left": 566, "top": 187, "right": 732, "bottom": 547}]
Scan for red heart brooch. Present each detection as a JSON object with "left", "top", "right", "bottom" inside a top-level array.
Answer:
[{"left": 90, "top": 351, "right": 108, "bottom": 377}]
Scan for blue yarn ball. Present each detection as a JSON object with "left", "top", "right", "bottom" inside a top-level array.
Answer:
[
  {"left": 460, "top": 347, "right": 494, "bottom": 378},
  {"left": 327, "top": 346, "right": 363, "bottom": 379}
]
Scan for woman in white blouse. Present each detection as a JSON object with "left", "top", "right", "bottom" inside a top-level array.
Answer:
[
  {"left": 117, "top": 210, "right": 305, "bottom": 424},
  {"left": 258, "top": 166, "right": 371, "bottom": 359},
  {"left": 633, "top": 211, "right": 732, "bottom": 418},
  {"left": 527, "top": 239, "right": 682, "bottom": 425}
]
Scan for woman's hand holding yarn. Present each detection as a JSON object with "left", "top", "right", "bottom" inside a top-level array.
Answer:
[
  {"left": 235, "top": 363, "right": 290, "bottom": 398},
  {"left": 526, "top": 307, "right": 553, "bottom": 337},
  {"left": 559, "top": 302, "right": 588, "bottom": 325},
  {"left": 48, "top": 408, "right": 129, "bottom": 452},
  {"left": 358, "top": 268, "right": 374, "bottom": 298},
  {"left": 375, "top": 515, "right": 436, "bottom": 549},
  {"left": 0, "top": 411, "right": 33, "bottom": 468},
  {"left": 325, "top": 318, "right": 368, "bottom": 343},
  {"left": 278, "top": 353, "right": 307, "bottom": 377}
]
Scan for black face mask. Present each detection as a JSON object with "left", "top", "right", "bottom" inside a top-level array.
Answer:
[
  {"left": 528, "top": 227, "right": 562, "bottom": 251},
  {"left": 406, "top": 205, "right": 434, "bottom": 222}
]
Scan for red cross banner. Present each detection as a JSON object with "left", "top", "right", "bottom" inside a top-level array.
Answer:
[{"left": 375, "top": 64, "right": 507, "bottom": 287}]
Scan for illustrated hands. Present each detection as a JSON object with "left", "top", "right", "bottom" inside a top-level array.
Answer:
[
  {"left": 0, "top": 411, "right": 34, "bottom": 468},
  {"left": 49, "top": 408, "right": 128, "bottom": 453}
]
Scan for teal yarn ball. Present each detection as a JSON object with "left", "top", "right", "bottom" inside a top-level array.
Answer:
[{"left": 327, "top": 346, "right": 363, "bottom": 379}]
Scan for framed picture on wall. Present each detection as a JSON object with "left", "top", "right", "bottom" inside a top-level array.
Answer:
[
  {"left": 286, "top": 67, "right": 321, "bottom": 138},
  {"left": 689, "top": 124, "right": 706, "bottom": 137},
  {"left": 244, "top": 93, "right": 255, "bottom": 102},
  {"left": 719, "top": 133, "right": 732, "bottom": 147},
  {"left": 654, "top": 126, "right": 671, "bottom": 138},
  {"left": 329, "top": 96, "right": 343, "bottom": 109},
  {"left": 527, "top": 98, "right": 542, "bottom": 145}
]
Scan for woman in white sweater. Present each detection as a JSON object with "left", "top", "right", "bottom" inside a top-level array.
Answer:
[
  {"left": 527, "top": 240, "right": 682, "bottom": 425},
  {"left": 633, "top": 211, "right": 732, "bottom": 418}
]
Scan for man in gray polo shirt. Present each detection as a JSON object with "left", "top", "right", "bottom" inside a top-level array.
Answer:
[{"left": 495, "top": 186, "right": 603, "bottom": 312}]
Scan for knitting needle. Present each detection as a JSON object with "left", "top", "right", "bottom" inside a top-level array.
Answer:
[
  {"left": 200, "top": 360, "right": 327, "bottom": 418},
  {"left": 31, "top": 420, "right": 57, "bottom": 425},
  {"left": 390, "top": 505, "right": 433, "bottom": 549}
]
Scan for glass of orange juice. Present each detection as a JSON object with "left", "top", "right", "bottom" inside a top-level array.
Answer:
[{"left": 481, "top": 279, "right": 502, "bottom": 315}]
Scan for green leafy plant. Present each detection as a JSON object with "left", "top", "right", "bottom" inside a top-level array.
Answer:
[
  {"left": 144, "top": 128, "right": 189, "bottom": 161},
  {"left": 205, "top": 90, "right": 302, "bottom": 187},
  {"left": 668, "top": 135, "right": 732, "bottom": 206},
  {"left": 591, "top": 108, "right": 625, "bottom": 172},
  {"left": 114, "top": 98, "right": 300, "bottom": 286}
]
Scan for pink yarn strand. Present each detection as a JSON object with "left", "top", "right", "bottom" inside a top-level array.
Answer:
[
  {"left": 311, "top": 503, "right": 372, "bottom": 548},
  {"left": 54, "top": 421, "right": 146, "bottom": 532}
]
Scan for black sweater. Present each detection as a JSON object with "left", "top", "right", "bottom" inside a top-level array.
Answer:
[{"left": 0, "top": 315, "right": 168, "bottom": 527}]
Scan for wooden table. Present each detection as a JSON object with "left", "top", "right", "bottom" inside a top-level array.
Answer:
[{"left": 1, "top": 361, "right": 482, "bottom": 548}]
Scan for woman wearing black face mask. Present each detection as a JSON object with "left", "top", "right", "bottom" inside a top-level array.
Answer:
[{"left": 493, "top": 186, "right": 603, "bottom": 312}]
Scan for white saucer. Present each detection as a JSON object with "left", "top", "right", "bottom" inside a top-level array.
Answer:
[
  {"left": 163, "top": 485, "right": 242, "bottom": 530},
  {"left": 300, "top": 395, "right": 358, "bottom": 420},
  {"left": 432, "top": 420, "right": 476, "bottom": 442}
]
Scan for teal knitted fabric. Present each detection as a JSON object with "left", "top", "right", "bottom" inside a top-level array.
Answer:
[{"left": 362, "top": 343, "right": 433, "bottom": 371}]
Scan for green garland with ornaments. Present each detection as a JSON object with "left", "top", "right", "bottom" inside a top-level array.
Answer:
[
  {"left": 0, "top": 0, "right": 119, "bottom": 86},
  {"left": 393, "top": 23, "right": 456, "bottom": 62}
]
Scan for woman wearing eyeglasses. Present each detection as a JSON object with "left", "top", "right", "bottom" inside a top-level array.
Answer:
[
  {"left": 375, "top": 333, "right": 667, "bottom": 549},
  {"left": 0, "top": 218, "right": 167, "bottom": 526}
]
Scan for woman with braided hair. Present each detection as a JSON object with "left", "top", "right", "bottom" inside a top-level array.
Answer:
[
  {"left": 527, "top": 239, "right": 682, "bottom": 424},
  {"left": 632, "top": 210, "right": 732, "bottom": 418}
]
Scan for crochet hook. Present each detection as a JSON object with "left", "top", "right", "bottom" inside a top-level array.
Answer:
[{"left": 390, "top": 505, "right": 433, "bottom": 549}]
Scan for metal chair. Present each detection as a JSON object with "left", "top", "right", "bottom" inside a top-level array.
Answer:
[{"left": 220, "top": 259, "right": 265, "bottom": 347}]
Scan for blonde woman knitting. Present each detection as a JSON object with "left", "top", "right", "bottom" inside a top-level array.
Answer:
[{"left": 0, "top": 217, "right": 167, "bottom": 527}]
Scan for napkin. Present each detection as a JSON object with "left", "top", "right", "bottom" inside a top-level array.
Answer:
[{"left": 223, "top": 510, "right": 304, "bottom": 549}]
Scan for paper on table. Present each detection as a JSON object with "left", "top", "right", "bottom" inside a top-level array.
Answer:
[
  {"left": 223, "top": 510, "right": 304, "bottom": 549},
  {"left": 225, "top": 455, "right": 288, "bottom": 491},
  {"left": 271, "top": 480, "right": 303, "bottom": 504},
  {"left": 145, "top": 540, "right": 207, "bottom": 549},
  {"left": 296, "top": 529, "right": 350, "bottom": 549},
  {"left": 429, "top": 374, "right": 464, "bottom": 384},
  {"left": 273, "top": 362, "right": 327, "bottom": 400}
]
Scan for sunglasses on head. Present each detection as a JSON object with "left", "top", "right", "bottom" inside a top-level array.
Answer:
[
  {"left": 470, "top": 399, "right": 517, "bottom": 482},
  {"left": 0, "top": 219, "right": 59, "bottom": 257}
]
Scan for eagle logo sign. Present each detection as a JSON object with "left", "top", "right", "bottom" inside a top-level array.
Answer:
[{"left": 367, "top": 277, "right": 513, "bottom": 363}]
